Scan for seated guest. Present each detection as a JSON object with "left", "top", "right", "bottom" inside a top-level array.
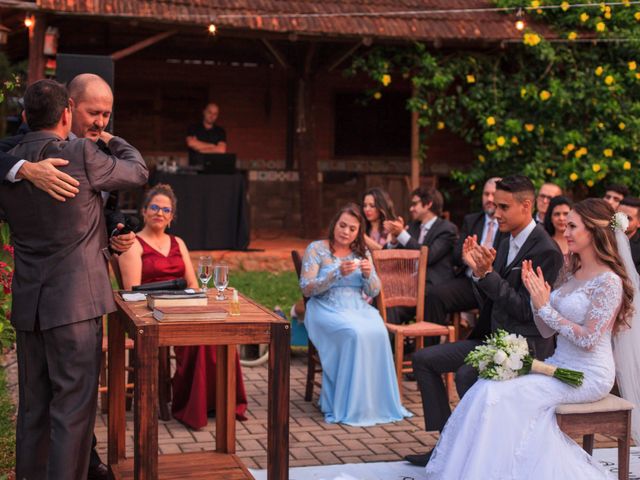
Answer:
[
  {"left": 300, "top": 203, "right": 411, "bottom": 426},
  {"left": 618, "top": 196, "right": 640, "bottom": 274},
  {"left": 603, "top": 183, "right": 629, "bottom": 210},
  {"left": 534, "top": 182, "right": 562, "bottom": 223},
  {"left": 119, "top": 184, "right": 247, "bottom": 429},
  {"left": 361, "top": 187, "right": 396, "bottom": 251},
  {"left": 186, "top": 102, "right": 227, "bottom": 165},
  {"left": 543, "top": 195, "right": 573, "bottom": 261},
  {"left": 424, "top": 177, "right": 507, "bottom": 329}
]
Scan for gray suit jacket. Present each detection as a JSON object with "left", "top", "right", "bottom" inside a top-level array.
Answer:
[{"left": 0, "top": 131, "right": 148, "bottom": 331}]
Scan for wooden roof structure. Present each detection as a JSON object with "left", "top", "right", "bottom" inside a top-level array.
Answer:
[{"left": 34, "top": 0, "right": 554, "bottom": 44}]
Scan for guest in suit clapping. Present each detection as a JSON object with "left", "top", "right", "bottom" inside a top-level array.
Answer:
[
  {"left": 543, "top": 196, "right": 573, "bottom": 260},
  {"left": 361, "top": 187, "right": 396, "bottom": 251},
  {"left": 405, "top": 175, "right": 563, "bottom": 467},
  {"left": 119, "top": 184, "right": 248, "bottom": 429},
  {"left": 424, "top": 177, "right": 507, "bottom": 329}
]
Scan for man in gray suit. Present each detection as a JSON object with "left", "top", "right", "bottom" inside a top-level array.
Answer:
[{"left": 0, "top": 79, "right": 148, "bottom": 479}]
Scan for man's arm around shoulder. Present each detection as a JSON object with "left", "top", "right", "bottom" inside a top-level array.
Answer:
[{"left": 83, "top": 134, "right": 148, "bottom": 192}]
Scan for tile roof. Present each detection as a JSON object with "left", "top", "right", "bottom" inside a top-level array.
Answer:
[{"left": 35, "top": 0, "right": 554, "bottom": 43}]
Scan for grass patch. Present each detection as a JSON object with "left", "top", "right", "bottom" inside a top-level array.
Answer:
[
  {"left": 229, "top": 270, "right": 301, "bottom": 312},
  {"left": 0, "top": 364, "right": 15, "bottom": 478}
]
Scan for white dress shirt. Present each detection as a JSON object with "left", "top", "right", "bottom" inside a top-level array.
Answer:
[
  {"left": 507, "top": 219, "right": 537, "bottom": 265},
  {"left": 397, "top": 215, "right": 437, "bottom": 246}
]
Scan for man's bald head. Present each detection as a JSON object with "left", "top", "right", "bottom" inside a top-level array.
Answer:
[{"left": 68, "top": 74, "right": 113, "bottom": 140}]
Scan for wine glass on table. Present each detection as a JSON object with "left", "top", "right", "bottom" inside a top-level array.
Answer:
[
  {"left": 198, "top": 256, "right": 213, "bottom": 294},
  {"left": 213, "top": 264, "right": 229, "bottom": 301}
]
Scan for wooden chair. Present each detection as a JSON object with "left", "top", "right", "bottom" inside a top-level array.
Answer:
[
  {"left": 556, "top": 394, "right": 634, "bottom": 480},
  {"left": 291, "top": 250, "right": 322, "bottom": 402},
  {"left": 372, "top": 246, "right": 456, "bottom": 400},
  {"left": 100, "top": 255, "right": 135, "bottom": 414}
]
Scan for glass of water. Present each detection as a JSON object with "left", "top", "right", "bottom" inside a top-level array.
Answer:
[
  {"left": 213, "top": 264, "right": 229, "bottom": 301},
  {"left": 198, "top": 256, "right": 213, "bottom": 294}
]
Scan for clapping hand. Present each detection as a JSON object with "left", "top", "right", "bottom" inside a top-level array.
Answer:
[
  {"left": 462, "top": 235, "right": 479, "bottom": 271},
  {"left": 383, "top": 216, "right": 405, "bottom": 237},
  {"left": 470, "top": 244, "right": 496, "bottom": 278},
  {"left": 521, "top": 259, "right": 551, "bottom": 309}
]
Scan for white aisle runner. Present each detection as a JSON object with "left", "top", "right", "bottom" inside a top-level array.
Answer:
[{"left": 250, "top": 447, "right": 640, "bottom": 480}]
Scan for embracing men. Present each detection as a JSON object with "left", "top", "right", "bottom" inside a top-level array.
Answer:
[
  {"left": 406, "top": 175, "right": 564, "bottom": 466},
  {"left": 0, "top": 79, "right": 147, "bottom": 479}
]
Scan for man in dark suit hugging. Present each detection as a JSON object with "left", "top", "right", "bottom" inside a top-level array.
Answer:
[
  {"left": 384, "top": 187, "right": 458, "bottom": 326},
  {"left": 405, "top": 175, "right": 563, "bottom": 467}
]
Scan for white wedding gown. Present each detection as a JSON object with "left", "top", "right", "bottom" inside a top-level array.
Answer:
[{"left": 425, "top": 271, "right": 622, "bottom": 479}]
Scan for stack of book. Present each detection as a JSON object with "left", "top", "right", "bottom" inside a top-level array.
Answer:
[{"left": 152, "top": 305, "right": 228, "bottom": 322}]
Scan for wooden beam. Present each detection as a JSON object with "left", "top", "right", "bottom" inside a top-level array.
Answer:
[
  {"left": 410, "top": 84, "right": 420, "bottom": 190},
  {"left": 111, "top": 30, "right": 176, "bottom": 61},
  {"left": 260, "top": 39, "right": 290, "bottom": 69},
  {"left": 27, "top": 13, "right": 46, "bottom": 85},
  {"left": 326, "top": 41, "right": 362, "bottom": 72}
]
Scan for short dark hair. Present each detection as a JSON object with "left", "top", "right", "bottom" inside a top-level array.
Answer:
[
  {"left": 410, "top": 187, "right": 444, "bottom": 216},
  {"left": 605, "top": 183, "right": 629, "bottom": 198},
  {"left": 495, "top": 175, "right": 535, "bottom": 203},
  {"left": 620, "top": 196, "right": 640, "bottom": 214},
  {"left": 23, "top": 79, "right": 69, "bottom": 131},
  {"left": 543, "top": 195, "right": 573, "bottom": 236}
]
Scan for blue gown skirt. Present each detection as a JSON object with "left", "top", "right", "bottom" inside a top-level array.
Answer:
[{"left": 304, "top": 287, "right": 412, "bottom": 426}]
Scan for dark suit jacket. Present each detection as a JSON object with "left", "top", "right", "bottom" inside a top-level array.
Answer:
[
  {"left": 453, "top": 211, "right": 508, "bottom": 269},
  {"left": 0, "top": 131, "right": 148, "bottom": 331},
  {"left": 401, "top": 217, "right": 458, "bottom": 286},
  {"left": 629, "top": 231, "right": 640, "bottom": 275},
  {"left": 469, "top": 224, "right": 563, "bottom": 357},
  {"left": 0, "top": 135, "right": 23, "bottom": 179}
]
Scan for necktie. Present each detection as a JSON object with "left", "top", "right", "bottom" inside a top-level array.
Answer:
[
  {"left": 418, "top": 225, "right": 429, "bottom": 244},
  {"left": 507, "top": 242, "right": 520, "bottom": 265},
  {"left": 483, "top": 221, "right": 495, "bottom": 247}
]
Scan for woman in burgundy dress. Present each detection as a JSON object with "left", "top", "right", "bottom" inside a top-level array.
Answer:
[{"left": 119, "top": 183, "right": 248, "bottom": 429}]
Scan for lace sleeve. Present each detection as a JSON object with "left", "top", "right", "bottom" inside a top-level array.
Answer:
[
  {"left": 299, "top": 241, "right": 341, "bottom": 297},
  {"left": 363, "top": 252, "right": 380, "bottom": 298},
  {"left": 533, "top": 273, "right": 622, "bottom": 350}
]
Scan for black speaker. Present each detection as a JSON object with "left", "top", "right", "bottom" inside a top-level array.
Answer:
[{"left": 56, "top": 54, "right": 115, "bottom": 131}]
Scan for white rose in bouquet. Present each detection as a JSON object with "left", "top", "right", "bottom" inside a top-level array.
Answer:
[
  {"left": 506, "top": 353, "right": 524, "bottom": 371},
  {"left": 493, "top": 350, "right": 508, "bottom": 365}
]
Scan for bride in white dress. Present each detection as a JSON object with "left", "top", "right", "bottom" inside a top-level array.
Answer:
[{"left": 425, "top": 198, "right": 635, "bottom": 479}]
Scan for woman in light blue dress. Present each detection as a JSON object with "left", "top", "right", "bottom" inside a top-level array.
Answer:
[{"left": 300, "top": 203, "right": 412, "bottom": 426}]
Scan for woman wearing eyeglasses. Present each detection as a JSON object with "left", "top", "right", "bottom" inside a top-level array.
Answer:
[{"left": 118, "top": 183, "right": 248, "bottom": 429}]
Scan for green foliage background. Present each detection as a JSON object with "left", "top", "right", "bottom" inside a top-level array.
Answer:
[{"left": 349, "top": 0, "right": 640, "bottom": 195}]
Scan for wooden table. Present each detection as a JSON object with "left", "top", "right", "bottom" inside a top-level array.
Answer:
[{"left": 107, "top": 292, "right": 290, "bottom": 479}]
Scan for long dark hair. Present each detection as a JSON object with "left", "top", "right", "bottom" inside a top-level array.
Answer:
[
  {"left": 328, "top": 203, "right": 368, "bottom": 259},
  {"left": 544, "top": 195, "right": 573, "bottom": 236},
  {"left": 361, "top": 188, "right": 396, "bottom": 235},
  {"left": 568, "top": 198, "right": 633, "bottom": 332}
]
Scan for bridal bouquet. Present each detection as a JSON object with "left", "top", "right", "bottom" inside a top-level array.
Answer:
[{"left": 465, "top": 329, "right": 584, "bottom": 387}]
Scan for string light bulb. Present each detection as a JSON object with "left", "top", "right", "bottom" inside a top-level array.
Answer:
[
  {"left": 515, "top": 8, "right": 525, "bottom": 31},
  {"left": 24, "top": 15, "right": 34, "bottom": 28},
  {"left": 208, "top": 22, "right": 217, "bottom": 35}
]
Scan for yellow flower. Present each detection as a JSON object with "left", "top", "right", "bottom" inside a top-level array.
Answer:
[
  {"left": 635, "top": 12, "right": 640, "bottom": 21},
  {"left": 604, "top": 75, "right": 614, "bottom": 85},
  {"left": 636, "top": 73, "right": 640, "bottom": 80},
  {"left": 568, "top": 31, "right": 578, "bottom": 41},
  {"left": 520, "top": 87, "right": 527, "bottom": 98},
  {"left": 511, "top": 136, "right": 519, "bottom": 144},
  {"left": 596, "top": 22, "right": 606, "bottom": 32},
  {"left": 570, "top": 172, "right": 579, "bottom": 182},
  {"left": 603, "top": 149, "right": 613, "bottom": 157},
  {"left": 470, "top": 184, "right": 476, "bottom": 191},
  {"left": 531, "top": 0, "right": 540, "bottom": 7},
  {"left": 619, "top": 122, "right": 626, "bottom": 130},
  {"left": 604, "top": 12, "right": 612, "bottom": 19},
  {"left": 580, "top": 12, "right": 589, "bottom": 22},
  {"left": 598, "top": 122, "right": 605, "bottom": 129},
  {"left": 467, "top": 74, "right": 476, "bottom": 84},
  {"left": 565, "top": 143, "right": 576, "bottom": 151},
  {"left": 437, "top": 121, "right": 445, "bottom": 130},
  {"left": 381, "top": 74, "right": 391, "bottom": 86},
  {"left": 478, "top": 155, "right": 486, "bottom": 163},
  {"left": 525, "top": 123, "right": 535, "bottom": 132},
  {"left": 624, "top": 0, "right": 631, "bottom": 7},
  {"left": 575, "top": 147, "right": 588, "bottom": 158},
  {"left": 373, "top": 92, "right": 382, "bottom": 100},
  {"left": 539, "top": 90, "right": 551, "bottom": 101},
  {"left": 561, "top": 1, "right": 569, "bottom": 11},
  {"left": 629, "top": 61, "right": 637, "bottom": 71},
  {"left": 595, "top": 66, "right": 604, "bottom": 76},
  {"left": 592, "top": 163, "right": 602, "bottom": 172},
  {"left": 624, "top": 161, "right": 632, "bottom": 170},
  {"left": 486, "top": 116, "right": 496, "bottom": 126},
  {"left": 421, "top": 104, "right": 428, "bottom": 110},
  {"left": 486, "top": 144, "right": 497, "bottom": 151},
  {"left": 496, "top": 136, "right": 506, "bottom": 147},
  {"left": 523, "top": 33, "right": 541, "bottom": 47},
  {"left": 587, "top": 180, "right": 595, "bottom": 187}
]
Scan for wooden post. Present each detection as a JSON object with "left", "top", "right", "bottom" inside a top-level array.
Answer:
[
  {"left": 27, "top": 13, "right": 46, "bottom": 85},
  {"left": 296, "top": 44, "right": 322, "bottom": 238},
  {"left": 410, "top": 85, "right": 420, "bottom": 190}
]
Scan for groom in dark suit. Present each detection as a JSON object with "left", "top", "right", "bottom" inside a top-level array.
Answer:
[{"left": 405, "top": 175, "right": 563, "bottom": 466}]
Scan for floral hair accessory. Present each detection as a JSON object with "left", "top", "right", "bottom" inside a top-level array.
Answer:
[{"left": 611, "top": 211, "right": 629, "bottom": 233}]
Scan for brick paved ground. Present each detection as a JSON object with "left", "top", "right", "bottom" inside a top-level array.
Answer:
[{"left": 92, "top": 350, "right": 621, "bottom": 471}]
